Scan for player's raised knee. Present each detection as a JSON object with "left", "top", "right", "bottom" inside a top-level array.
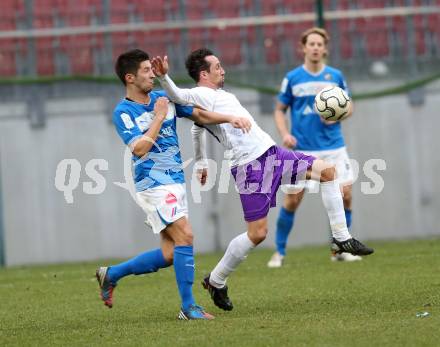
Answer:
[
  {"left": 169, "top": 220, "right": 194, "bottom": 246},
  {"left": 320, "top": 165, "right": 337, "bottom": 182},
  {"left": 248, "top": 226, "right": 268, "bottom": 245}
]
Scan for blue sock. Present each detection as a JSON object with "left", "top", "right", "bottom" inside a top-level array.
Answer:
[
  {"left": 275, "top": 207, "right": 295, "bottom": 256},
  {"left": 345, "top": 209, "right": 352, "bottom": 229},
  {"left": 107, "top": 248, "right": 170, "bottom": 283},
  {"left": 174, "top": 245, "right": 196, "bottom": 311}
]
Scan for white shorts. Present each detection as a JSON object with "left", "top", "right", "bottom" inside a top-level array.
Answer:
[
  {"left": 282, "top": 146, "right": 354, "bottom": 193},
  {"left": 136, "top": 183, "right": 188, "bottom": 234}
]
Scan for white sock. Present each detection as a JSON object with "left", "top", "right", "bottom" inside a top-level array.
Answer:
[
  {"left": 209, "top": 232, "right": 256, "bottom": 288},
  {"left": 320, "top": 181, "right": 352, "bottom": 242}
]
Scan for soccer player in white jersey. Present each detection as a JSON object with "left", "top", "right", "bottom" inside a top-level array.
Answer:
[
  {"left": 151, "top": 49, "right": 374, "bottom": 312},
  {"left": 95, "top": 49, "right": 250, "bottom": 320},
  {"left": 267, "top": 27, "right": 361, "bottom": 268}
]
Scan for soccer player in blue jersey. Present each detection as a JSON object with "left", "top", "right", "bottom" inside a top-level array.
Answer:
[
  {"left": 95, "top": 49, "right": 250, "bottom": 320},
  {"left": 267, "top": 27, "right": 361, "bottom": 268}
]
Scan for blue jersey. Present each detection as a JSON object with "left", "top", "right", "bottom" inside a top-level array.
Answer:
[
  {"left": 278, "top": 65, "right": 350, "bottom": 151},
  {"left": 113, "top": 91, "right": 193, "bottom": 192}
]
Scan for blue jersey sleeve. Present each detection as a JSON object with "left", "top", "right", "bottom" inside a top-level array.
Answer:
[
  {"left": 175, "top": 104, "right": 194, "bottom": 118},
  {"left": 112, "top": 109, "right": 143, "bottom": 146},
  {"left": 277, "top": 76, "right": 293, "bottom": 106},
  {"left": 338, "top": 72, "right": 351, "bottom": 97}
]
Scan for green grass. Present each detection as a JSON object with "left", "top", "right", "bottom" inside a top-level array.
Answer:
[{"left": 1, "top": 239, "right": 440, "bottom": 346}]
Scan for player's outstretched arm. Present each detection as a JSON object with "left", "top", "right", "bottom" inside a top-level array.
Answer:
[
  {"left": 131, "top": 97, "right": 168, "bottom": 157},
  {"left": 191, "top": 124, "right": 208, "bottom": 185},
  {"left": 274, "top": 100, "right": 296, "bottom": 148},
  {"left": 191, "top": 107, "right": 251, "bottom": 132}
]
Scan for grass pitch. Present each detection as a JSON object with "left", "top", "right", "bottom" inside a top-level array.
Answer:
[{"left": 1, "top": 239, "right": 440, "bottom": 347}]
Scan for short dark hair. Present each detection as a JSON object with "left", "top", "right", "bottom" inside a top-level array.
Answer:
[
  {"left": 185, "top": 48, "right": 214, "bottom": 82},
  {"left": 115, "top": 49, "right": 150, "bottom": 85}
]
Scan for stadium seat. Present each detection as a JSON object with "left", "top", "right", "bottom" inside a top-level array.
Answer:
[
  {"left": 263, "top": 25, "right": 282, "bottom": 65},
  {"left": 337, "top": 19, "right": 354, "bottom": 60},
  {"left": 211, "top": 27, "right": 243, "bottom": 65},
  {"left": 32, "top": 1, "right": 56, "bottom": 76},
  {"left": 0, "top": 40, "right": 18, "bottom": 77},
  {"left": 357, "top": 17, "right": 390, "bottom": 58},
  {"left": 357, "top": 0, "right": 388, "bottom": 9},
  {"left": 183, "top": 0, "right": 208, "bottom": 20},
  {"left": 207, "top": 0, "right": 240, "bottom": 18},
  {"left": 283, "top": 1, "right": 314, "bottom": 14},
  {"left": 110, "top": 0, "right": 133, "bottom": 24},
  {"left": 260, "top": 1, "right": 277, "bottom": 15},
  {"left": 284, "top": 22, "right": 312, "bottom": 61},
  {"left": 33, "top": 0, "right": 55, "bottom": 29},
  {"left": 35, "top": 38, "right": 56, "bottom": 76},
  {"left": 413, "top": 14, "right": 427, "bottom": 56},
  {"left": 0, "top": 1, "right": 26, "bottom": 77},
  {"left": 391, "top": 15, "right": 407, "bottom": 56},
  {"left": 61, "top": 0, "right": 102, "bottom": 27},
  {"left": 132, "top": 0, "right": 167, "bottom": 22}
]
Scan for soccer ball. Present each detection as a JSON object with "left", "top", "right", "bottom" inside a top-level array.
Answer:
[{"left": 314, "top": 86, "right": 351, "bottom": 121}]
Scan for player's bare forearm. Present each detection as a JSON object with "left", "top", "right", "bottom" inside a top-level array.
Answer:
[
  {"left": 274, "top": 101, "right": 296, "bottom": 148},
  {"left": 132, "top": 118, "right": 163, "bottom": 157},
  {"left": 191, "top": 108, "right": 233, "bottom": 124},
  {"left": 191, "top": 108, "right": 230, "bottom": 124},
  {"left": 191, "top": 108, "right": 251, "bottom": 132},
  {"left": 274, "top": 106, "right": 289, "bottom": 137}
]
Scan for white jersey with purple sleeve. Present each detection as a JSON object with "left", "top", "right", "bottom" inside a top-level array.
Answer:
[
  {"left": 279, "top": 65, "right": 350, "bottom": 151},
  {"left": 112, "top": 91, "right": 193, "bottom": 192}
]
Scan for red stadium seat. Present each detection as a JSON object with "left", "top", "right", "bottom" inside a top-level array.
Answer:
[
  {"left": 355, "top": 17, "right": 389, "bottom": 58},
  {"left": 283, "top": 22, "right": 313, "bottom": 61},
  {"left": 283, "top": 1, "right": 314, "bottom": 13},
  {"left": 413, "top": 14, "right": 427, "bottom": 56},
  {"left": 33, "top": 0, "right": 55, "bottom": 29},
  {"left": 392, "top": 15, "right": 408, "bottom": 56},
  {"left": 62, "top": 0, "right": 102, "bottom": 27},
  {"left": 0, "top": 40, "right": 18, "bottom": 77},
  {"left": 33, "top": 1, "right": 56, "bottom": 75},
  {"left": 0, "top": 1, "right": 26, "bottom": 77},
  {"left": 35, "top": 38, "right": 56, "bottom": 75},
  {"left": 356, "top": 0, "right": 387, "bottom": 9},
  {"left": 211, "top": 27, "right": 243, "bottom": 65},
  {"left": 207, "top": 0, "right": 240, "bottom": 18},
  {"left": 260, "top": 1, "right": 277, "bottom": 15},
  {"left": 337, "top": 19, "right": 354, "bottom": 60}
]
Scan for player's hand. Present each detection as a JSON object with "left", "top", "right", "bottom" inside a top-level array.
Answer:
[
  {"left": 197, "top": 168, "right": 208, "bottom": 185},
  {"left": 282, "top": 133, "right": 297, "bottom": 148},
  {"left": 151, "top": 56, "right": 169, "bottom": 77},
  {"left": 153, "top": 97, "right": 169, "bottom": 120},
  {"left": 230, "top": 116, "right": 252, "bottom": 133},
  {"left": 321, "top": 118, "right": 338, "bottom": 125}
]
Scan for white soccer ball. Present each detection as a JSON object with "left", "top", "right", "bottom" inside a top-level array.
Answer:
[{"left": 314, "top": 86, "right": 351, "bottom": 121}]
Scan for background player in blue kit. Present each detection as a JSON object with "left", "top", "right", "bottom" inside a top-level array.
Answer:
[
  {"left": 267, "top": 27, "right": 361, "bottom": 268},
  {"left": 96, "top": 49, "right": 250, "bottom": 320}
]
